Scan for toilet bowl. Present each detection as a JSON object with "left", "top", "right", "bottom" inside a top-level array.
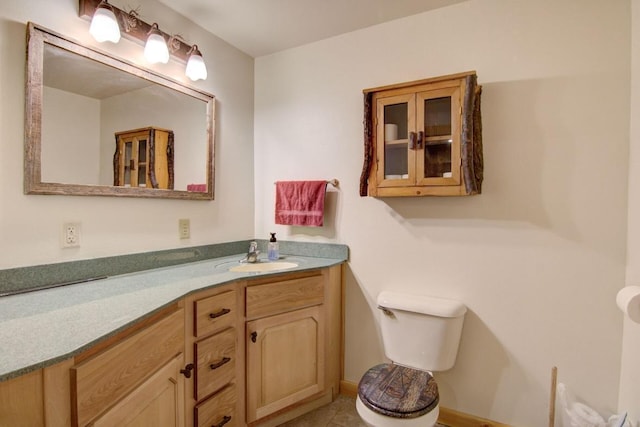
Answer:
[
  {"left": 355, "top": 292, "right": 466, "bottom": 427},
  {"left": 356, "top": 363, "right": 439, "bottom": 427}
]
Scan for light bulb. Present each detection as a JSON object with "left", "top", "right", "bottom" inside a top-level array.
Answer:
[
  {"left": 185, "top": 45, "right": 207, "bottom": 81},
  {"left": 89, "top": 1, "right": 120, "bottom": 43},
  {"left": 144, "top": 24, "right": 169, "bottom": 64}
]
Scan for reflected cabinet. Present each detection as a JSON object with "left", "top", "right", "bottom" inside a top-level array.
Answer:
[
  {"left": 360, "top": 71, "right": 483, "bottom": 197},
  {"left": 113, "top": 127, "right": 174, "bottom": 189}
]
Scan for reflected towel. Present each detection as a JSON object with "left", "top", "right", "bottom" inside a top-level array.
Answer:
[
  {"left": 275, "top": 180, "right": 327, "bottom": 227},
  {"left": 187, "top": 184, "right": 207, "bottom": 192}
]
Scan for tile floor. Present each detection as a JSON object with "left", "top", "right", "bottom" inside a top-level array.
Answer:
[{"left": 278, "top": 395, "right": 447, "bottom": 427}]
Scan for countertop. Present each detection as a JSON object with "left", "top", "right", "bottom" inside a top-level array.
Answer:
[{"left": 0, "top": 253, "right": 345, "bottom": 382}]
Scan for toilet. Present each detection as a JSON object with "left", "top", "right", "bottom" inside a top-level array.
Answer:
[{"left": 356, "top": 291, "right": 467, "bottom": 427}]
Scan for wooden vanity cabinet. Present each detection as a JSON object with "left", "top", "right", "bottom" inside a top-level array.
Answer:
[
  {"left": 245, "top": 266, "right": 342, "bottom": 425},
  {"left": 113, "top": 127, "right": 174, "bottom": 189},
  {"left": 184, "top": 284, "right": 243, "bottom": 427},
  {"left": 0, "top": 264, "right": 343, "bottom": 427},
  {"left": 362, "top": 71, "right": 483, "bottom": 197}
]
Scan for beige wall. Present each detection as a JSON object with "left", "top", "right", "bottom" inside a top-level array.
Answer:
[
  {"left": 620, "top": 0, "right": 640, "bottom": 423},
  {"left": 42, "top": 87, "right": 101, "bottom": 185},
  {"left": 254, "top": 1, "right": 630, "bottom": 425},
  {"left": 0, "top": 0, "right": 255, "bottom": 268}
]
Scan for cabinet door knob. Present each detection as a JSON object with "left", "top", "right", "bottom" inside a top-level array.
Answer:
[
  {"left": 417, "top": 131, "right": 424, "bottom": 149},
  {"left": 212, "top": 415, "right": 232, "bottom": 427},
  {"left": 209, "top": 357, "right": 231, "bottom": 370},
  {"left": 250, "top": 331, "right": 257, "bottom": 343},
  {"left": 209, "top": 308, "right": 231, "bottom": 319},
  {"left": 180, "top": 363, "right": 194, "bottom": 378},
  {"left": 408, "top": 132, "right": 416, "bottom": 150}
]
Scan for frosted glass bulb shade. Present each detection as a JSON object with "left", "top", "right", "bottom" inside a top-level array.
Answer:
[
  {"left": 185, "top": 49, "right": 207, "bottom": 81},
  {"left": 89, "top": 5, "right": 121, "bottom": 43},
  {"left": 144, "top": 29, "right": 169, "bottom": 64}
]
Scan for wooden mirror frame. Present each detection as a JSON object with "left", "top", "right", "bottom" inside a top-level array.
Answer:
[{"left": 24, "top": 23, "right": 215, "bottom": 200}]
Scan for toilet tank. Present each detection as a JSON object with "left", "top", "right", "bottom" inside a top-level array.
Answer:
[{"left": 377, "top": 291, "right": 466, "bottom": 372}]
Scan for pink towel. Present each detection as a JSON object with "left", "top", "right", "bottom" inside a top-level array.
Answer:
[
  {"left": 275, "top": 181, "right": 327, "bottom": 226},
  {"left": 187, "top": 184, "right": 207, "bottom": 192}
]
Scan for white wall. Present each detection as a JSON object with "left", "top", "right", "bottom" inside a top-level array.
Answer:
[
  {"left": 254, "top": 1, "right": 630, "bottom": 425},
  {"left": 42, "top": 86, "right": 101, "bottom": 185},
  {"left": 0, "top": 0, "right": 255, "bottom": 268},
  {"left": 620, "top": 0, "right": 640, "bottom": 423}
]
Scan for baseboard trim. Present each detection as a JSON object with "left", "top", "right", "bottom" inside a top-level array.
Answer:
[
  {"left": 339, "top": 380, "right": 511, "bottom": 427},
  {"left": 339, "top": 380, "right": 357, "bottom": 397}
]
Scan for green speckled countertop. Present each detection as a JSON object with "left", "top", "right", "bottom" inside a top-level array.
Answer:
[{"left": 0, "top": 243, "right": 347, "bottom": 383}]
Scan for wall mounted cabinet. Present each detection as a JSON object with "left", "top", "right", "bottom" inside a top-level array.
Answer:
[
  {"left": 360, "top": 71, "right": 483, "bottom": 197},
  {"left": 113, "top": 127, "right": 174, "bottom": 189}
]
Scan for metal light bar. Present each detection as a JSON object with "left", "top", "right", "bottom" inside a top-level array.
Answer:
[{"left": 79, "top": 0, "right": 193, "bottom": 63}]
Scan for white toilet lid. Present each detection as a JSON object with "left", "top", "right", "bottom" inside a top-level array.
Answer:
[{"left": 358, "top": 363, "right": 439, "bottom": 419}]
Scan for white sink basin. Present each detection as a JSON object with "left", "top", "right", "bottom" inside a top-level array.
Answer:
[{"left": 228, "top": 261, "right": 298, "bottom": 273}]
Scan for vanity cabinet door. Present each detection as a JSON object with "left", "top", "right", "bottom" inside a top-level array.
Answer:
[
  {"left": 92, "top": 354, "right": 185, "bottom": 427},
  {"left": 246, "top": 305, "right": 325, "bottom": 423},
  {"left": 71, "top": 308, "right": 185, "bottom": 427}
]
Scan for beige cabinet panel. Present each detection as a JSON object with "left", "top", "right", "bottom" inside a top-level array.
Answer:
[
  {"left": 246, "top": 305, "right": 325, "bottom": 422},
  {"left": 93, "top": 354, "right": 185, "bottom": 427}
]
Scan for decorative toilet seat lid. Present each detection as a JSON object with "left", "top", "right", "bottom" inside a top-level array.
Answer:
[{"left": 358, "top": 363, "right": 439, "bottom": 419}]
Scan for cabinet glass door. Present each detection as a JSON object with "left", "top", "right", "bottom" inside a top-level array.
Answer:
[
  {"left": 416, "top": 86, "right": 461, "bottom": 185},
  {"left": 375, "top": 94, "right": 415, "bottom": 185},
  {"left": 122, "top": 141, "right": 133, "bottom": 186},
  {"left": 137, "top": 137, "right": 147, "bottom": 187}
]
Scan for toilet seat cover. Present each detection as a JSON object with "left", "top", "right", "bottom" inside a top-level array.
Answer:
[{"left": 358, "top": 363, "right": 439, "bottom": 419}]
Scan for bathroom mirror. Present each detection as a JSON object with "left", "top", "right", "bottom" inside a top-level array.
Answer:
[{"left": 24, "top": 23, "right": 215, "bottom": 200}]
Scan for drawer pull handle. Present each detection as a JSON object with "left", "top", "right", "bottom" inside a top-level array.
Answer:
[
  {"left": 250, "top": 331, "right": 257, "bottom": 343},
  {"left": 209, "top": 357, "right": 231, "bottom": 370},
  {"left": 212, "top": 415, "right": 232, "bottom": 427},
  {"left": 180, "top": 363, "right": 194, "bottom": 378},
  {"left": 209, "top": 308, "right": 231, "bottom": 319}
]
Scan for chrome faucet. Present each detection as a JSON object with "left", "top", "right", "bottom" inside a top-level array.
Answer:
[{"left": 243, "top": 241, "right": 260, "bottom": 263}]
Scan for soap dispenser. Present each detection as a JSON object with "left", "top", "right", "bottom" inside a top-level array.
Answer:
[{"left": 268, "top": 233, "right": 279, "bottom": 261}]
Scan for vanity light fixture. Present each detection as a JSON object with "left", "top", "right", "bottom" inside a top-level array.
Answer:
[
  {"left": 89, "top": 0, "right": 120, "bottom": 43},
  {"left": 144, "top": 23, "right": 169, "bottom": 64},
  {"left": 185, "top": 45, "right": 208, "bottom": 81},
  {"left": 79, "top": 0, "right": 208, "bottom": 80}
]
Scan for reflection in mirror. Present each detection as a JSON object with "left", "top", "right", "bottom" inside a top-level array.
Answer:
[{"left": 25, "top": 23, "right": 215, "bottom": 200}]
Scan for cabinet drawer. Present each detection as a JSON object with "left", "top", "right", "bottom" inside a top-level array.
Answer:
[
  {"left": 195, "top": 327, "right": 236, "bottom": 401},
  {"left": 194, "top": 289, "right": 236, "bottom": 338},
  {"left": 246, "top": 275, "right": 324, "bottom": 319},
  {"left": 71, "top": 309, "right": 184, "bottom": 426},
  {"left": 194, "top": 383, "right": 237, "bottom": 427}
]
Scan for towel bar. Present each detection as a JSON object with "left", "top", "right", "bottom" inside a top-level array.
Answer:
[{"left": 274, "top": 179, "right": 339, "bottom": 188}]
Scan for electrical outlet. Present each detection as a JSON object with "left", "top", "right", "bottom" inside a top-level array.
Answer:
[
  {"left": 178, "top": 218, "right": 190, "bottom": 239},
  {"left": 62, "top": 222, "right": 81, "bottom": 248}
]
